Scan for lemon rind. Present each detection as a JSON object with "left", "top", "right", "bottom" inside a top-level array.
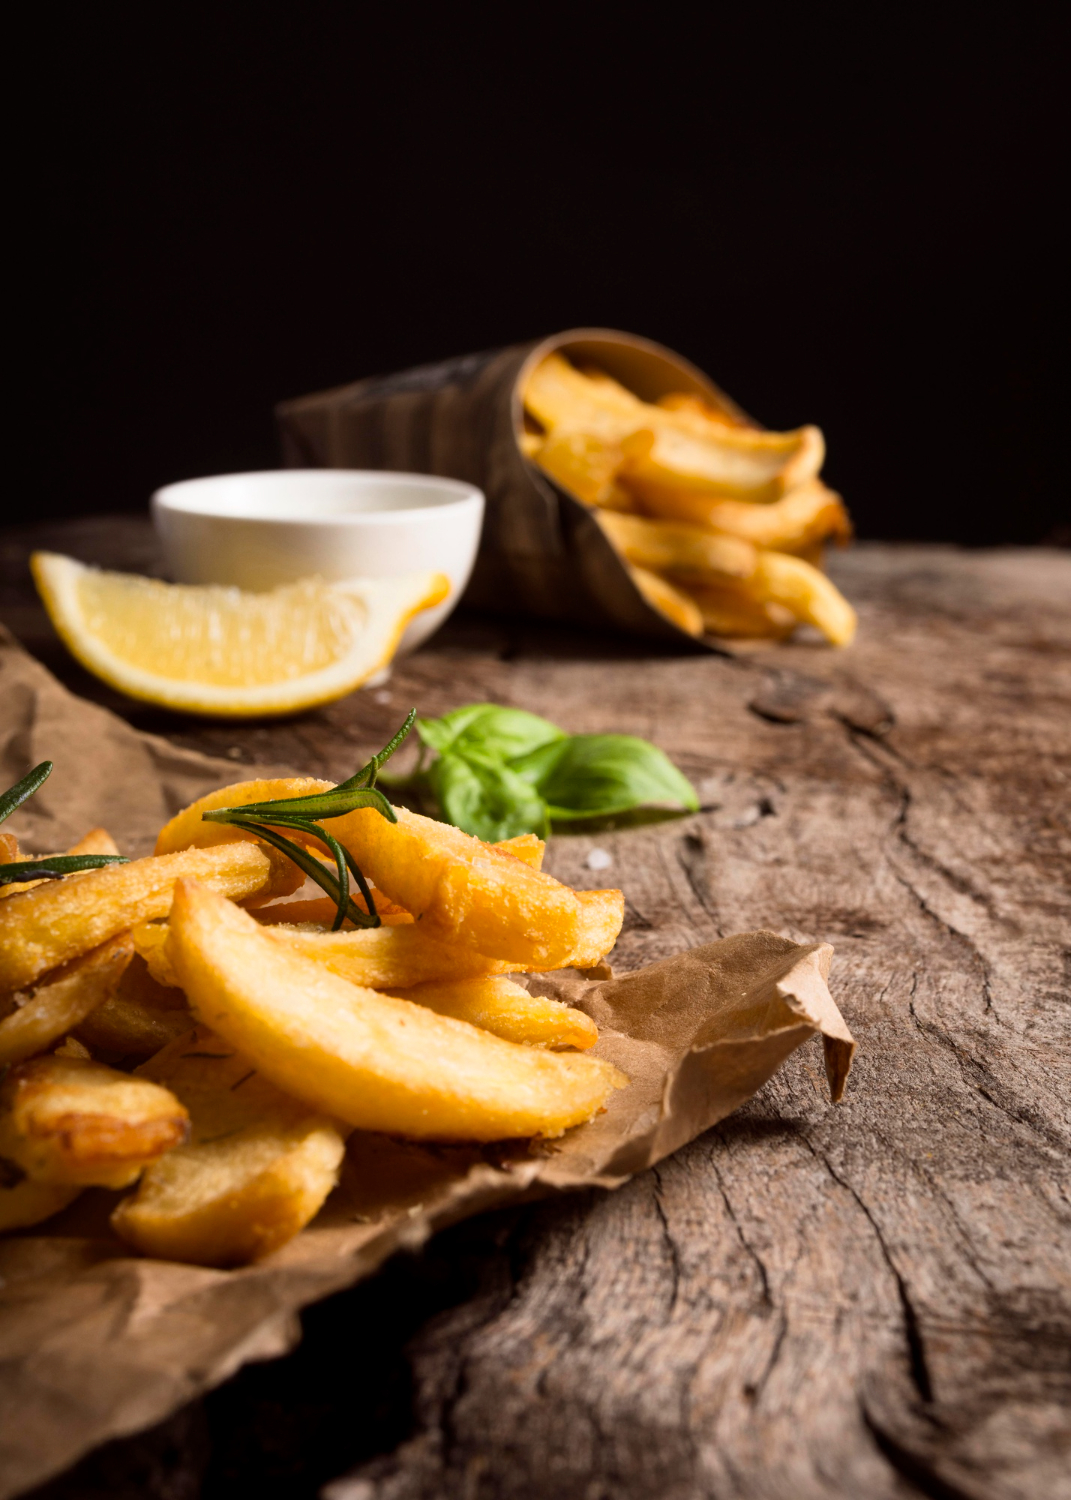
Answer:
[{"left": 31, "top": 553, "right": 449, "bottom": 718}]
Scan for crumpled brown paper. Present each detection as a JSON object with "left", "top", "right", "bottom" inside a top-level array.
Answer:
[{"left": 0, "top": 628, "right": 854, "bottom": 1498}]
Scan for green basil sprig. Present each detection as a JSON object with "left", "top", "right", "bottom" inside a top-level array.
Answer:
[
  {"left": 0, "top": 761, "right": 129, "bottom": 886},
  {"left": 382, "top": 704, "right": 698, "bottom": 841},
  {"left": 202, "top": 711, "right": 415, "bottom": 930}
]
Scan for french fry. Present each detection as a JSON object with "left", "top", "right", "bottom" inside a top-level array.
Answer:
[
  {"left": 0, "top": 1054, "right": 189, "bottom": 1189},
  {"left": 138, "top": 885, "right": 624, "bottom": 991},
  {"left": 0, "top": 832, "right": 18, "bottom": 863},
  {"left": 111, "top": 1025, "right": 345, "bottom": 1266},
  {"left": 524, "top": 351, "right": 644, "bottom": 437},
  {"left": 386, "top": 975, "right": 598, "bottom": 1050},
  {"left": 628, "top": 565, "right": 704, "bottom": 637},
  {"left": 0, "top": 1177, "right": 80, "bottom": 1233},
  {"left": 532, "top": 429, "right": 625, "bottom": 507},
  {"left": 655, "top": 391, "right": 750, "bottom": 431},
  {"left": 620, "top": 424, "right": 825, "bottom": 506},
  {"left": 684, "top": 584, "right": 796, "bottom": 639},
  {"left": 632, "top": 477, "right": 851, "bottom": 552},
  {"left": 0, "top": 933, "right": 134, "bottom": 1067},
  {"left": 1, "top": 827, "right": 121, "bottom": 899},
  {"left": 66, "top": 828, "right": 121, "bottom": 857},
  {"left": 493, "top": 832, "right": 545, "bottom": 869},
  {"left": 0, "top": 841, "right": 296, "bottom": 991},
  {"left": 326, "top": 804, "right": 581, "bottom": 968},
  {"left": 596, "top": 510, "right": 756, "bottom": 582},
  {"left": 751, "top": 550, "right": 857, "bottom": 646},
  {"left": 169, "top": 880, "right": 626, "bottom": 1141},
  {"left": 155, "top": 777, "right": 334, "bottom": 855},
  {"left": 75, "top": 954, "right": 192, "bottom": 1059}
]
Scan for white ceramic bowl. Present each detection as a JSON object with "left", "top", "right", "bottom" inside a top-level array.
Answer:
[{"left": 151, "top": 470, "right": 485, "bottom": 653}]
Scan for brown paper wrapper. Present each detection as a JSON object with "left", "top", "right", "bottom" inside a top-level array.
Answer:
[
  {"left": 0, "top": 629, "right": 854, "bottom": 1497},
  {"left": 275, "top": 328, "right": 752, "bottom": 644}
]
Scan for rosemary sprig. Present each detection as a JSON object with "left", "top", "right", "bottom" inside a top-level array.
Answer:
[
  {"left": 202, "top": 711, "right": 416, "bottom": 931},
  {"left": 0, "top": 761, "right": 129, "bottom": 886}
]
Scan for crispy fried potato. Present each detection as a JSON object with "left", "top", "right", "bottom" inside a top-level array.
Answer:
[
  {"left": 596, "top": 510, "right": 757, "bottom": 582},
  {"left": 633, "top": 477, "right": 851, "bottom": 551},
  {"left": 0, "top": 1176, "right": 80, "bottom": 1232},
  {"left": 0, "top": 1055, "right": 189, "bottom": 1188},
  {"left": 532, "top": 428, "right": 625, "bottom": 506},
  {"left": 0, "top": 832, "right": 18, "bottom": 863},
  {"left": 571, "top": 889, "right": 624, "bottom": 966},
  {"left": 751, "top": 550, "right": 857, "bottom": 645},
  {"left": 155, "top": 777, "right": 333, "bottom": 855},
  {"left": 1, "top": 826, "right": 121, "bottom": 899},
  {"left": 0, "top": 933, "right": 134, "bottom": 1067},
  {"left": 524, "top": 351, "right": 644, "bottom": 437},
  {"left": 493, "top": 832, "right": 545, "bottom": 869},
  {"left": 111, "top": 1025, "right": 345, "bottom": 1266},
  {"left": 66, "top": 828, "right": 121, "bottom": 857},
  {"left": 0, "top": 841, "right": 295, "bottom": 991},
  {"left": 684, "top": 583, "right": 796, "bottom": 639},
  {"left": 628, "top": 565, "right": 704, "bottom": 637},
  {"left": 75, "top": 954, "right": 192, "bottom": 1059},
  {"left": 387, "top": 975, "right": 598, "bottom": 1050},
  {"left": 620, "top": 423, "right": 825, "bottom": 506},
  {"left": 655, "top": 392, "right": 749, "bottom": 430},
  {"left": 170, "top": 881, "right": 625, "bottom": 1140},
  {"left": 327, "top": 804, "right": 581, "bottom": 968}
]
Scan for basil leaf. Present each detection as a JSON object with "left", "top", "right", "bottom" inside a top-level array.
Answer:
[
  {"left": 431, "top": 750, "right": 550, "bottom": 842},
  {"left": 510, "top": 734, "right": 698, "bottom": 821},
  {"left": 417, "top": 705, "right": 565, "bottom": 763}
]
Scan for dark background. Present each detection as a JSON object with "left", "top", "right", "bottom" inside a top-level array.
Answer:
[{"left": 16, "top": 8, "right": 1066, "bottom": 544}]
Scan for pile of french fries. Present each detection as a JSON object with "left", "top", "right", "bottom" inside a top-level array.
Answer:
[
  {"left": 522, "top": 352, "right": 857, "bottom": 645},
  {"left": 0, "top": 783, "right": 626, "bottom": 1267}
]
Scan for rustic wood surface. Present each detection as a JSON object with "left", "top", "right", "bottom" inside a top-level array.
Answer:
[{"left": 4, "top": 522, "right": 1069, "bottom": 1500}]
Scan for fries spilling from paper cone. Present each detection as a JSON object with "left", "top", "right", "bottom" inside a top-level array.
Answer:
[{"left": 522, "top": 351, "right": 856, "bottom": 644}]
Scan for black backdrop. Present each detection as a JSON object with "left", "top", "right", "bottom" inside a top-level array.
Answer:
[{"left": 16, "top": 8, "right": 1066, "bottom": 544}]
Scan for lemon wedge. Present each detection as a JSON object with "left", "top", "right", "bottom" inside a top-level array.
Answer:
[{"left": 31, "top": 552, "right": 449, "bottom": 717}]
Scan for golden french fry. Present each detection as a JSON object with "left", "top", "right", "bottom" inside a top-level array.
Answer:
[
  {"left": 1, "top": 826, "right": 121, "bottom": 899},
  {"left": 0, "top": 933, "right": 134, "bottom": 1067},
  {"left": 628, "top": 565, "right": 704, "bottom": 637},
  {"left": 632, "top": 477, "right": 851, "bottom": 551},
  {"left": 0, "top": 841, "right": 295, "bottom": 991},
  {"left": 532, "top": 429, "right": 625, "bottom": 507},
  {"left": 325, "top": 804, "right": 581, "bottom": 968},
  {"left": 523, "top": 351, "right": 644, "bottom": 437},
  {"left": 252, "top": 894, "right": 414, "bottom": 928},
  {"left": 170, "top": 880, "right": 626, "bottom": 1141},
  {"left": 655, "top": 392, "right": 749, "bottom": 430},
  {"left": 571, "top": 889, "right": 624, "bottom": 966},
  {"left": 111, "top": 1024, "right": 345, "bottom": 1266},
  {"left": 75, "top": 953, "right": 192, "bottom": 1059},
  {"left": 0, "top": 1176, "right": 80, "bottom": 1232},
  {"left": 387, "top": 975, "right": 598, "bottom": 1050},
  {"left": 596, "top": 510, "right": 757, "bottom": 582},
  {"left": 66, "top": 828, "right": 121, "bottom": 857},
  {"left": 751, "top": 551, "right": 857, "bottom": 646},
  {"left": 620, "top": 422, "right": 825, "bottom": 506},
  {"left": 0, "top": 1054, "right": 189, "bottom": 1189},
  {"left": 0, "top": 832, "right": 18, "bottom": 863},
  {"left": 493, "top": 832, "right": 545, "bottom": 869},
  {"left": 684, "top": 583, "right": 796, "bottom": 639},
  {"left": 155, "top": 777, "right": 332, "bottom": 855}
]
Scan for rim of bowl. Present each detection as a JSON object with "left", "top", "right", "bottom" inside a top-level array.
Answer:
[{"left": 151, "top": 470, "right": 484, "bottom": 525}]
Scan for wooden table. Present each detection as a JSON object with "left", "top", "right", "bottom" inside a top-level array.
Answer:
[{"left": 5, "top": 523, "right": 1069, "bottom": 1500}]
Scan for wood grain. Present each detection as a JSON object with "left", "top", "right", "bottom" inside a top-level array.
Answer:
[{"left": 4, "top": 524, "right": 1069, "bottom": 1500}]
